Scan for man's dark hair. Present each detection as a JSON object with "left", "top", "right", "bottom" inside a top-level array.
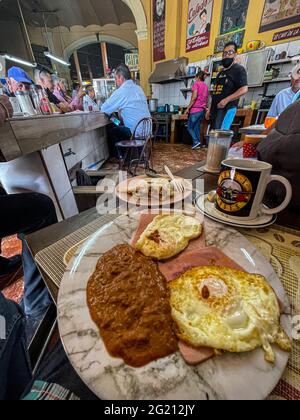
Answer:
[
  {"left": 115, "top": 64, "right": 132, "bottom": 81},
  {"left": 224, "top": 41, "right": 238, "bottom": 53},
  {"left": 200, "top": 9, "right": 207, "bottom": 17}
]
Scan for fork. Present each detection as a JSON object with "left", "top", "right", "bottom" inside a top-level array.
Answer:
[{"left": 164, "top": 165, "right": 184, "bottom": 194}]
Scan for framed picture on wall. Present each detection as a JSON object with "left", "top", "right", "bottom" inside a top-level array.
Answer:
[
  {"left": 220, "top": 0, "right": 250, "bottom": 35},
  {"left": 186, "top": 0, "right": 214, "bottom": 52},
  {"left": 259, "top": 0, "right": 300, "bottom": 33},
  {"left": 214, "top": 30, "right": 245, "bottom": 53}
]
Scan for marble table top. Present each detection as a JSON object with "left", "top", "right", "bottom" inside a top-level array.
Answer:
[{"left": 57, "top": 212, "right": 291, "bottom": 400}]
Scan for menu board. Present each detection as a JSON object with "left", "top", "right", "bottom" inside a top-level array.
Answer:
[
  {"left": 220, "top": 0, "right": 250, "bottom": 35},
  {"left": 153, "top": 0, "right": 166, "bottom": 62},
  {"left": 186, "top": 0, "right": 214, "bottom": 52},
  {"left": 260, "top": 0, "right": 300, "bottom": 33}
]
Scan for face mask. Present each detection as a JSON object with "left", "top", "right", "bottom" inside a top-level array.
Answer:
[{"left": 222, "top": 58, "right": 234, "bottom": 68}]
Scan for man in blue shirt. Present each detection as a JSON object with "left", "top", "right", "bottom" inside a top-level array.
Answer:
[
  {"left": 268, "top": 67, "right": 300, "bottom": 118},
  {"left": 101, "top": 64, "right": 150, "bottom": 158}
]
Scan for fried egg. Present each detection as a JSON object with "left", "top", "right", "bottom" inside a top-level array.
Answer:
[
  {"left": 169, "top": 266, "right": 291, "bottom": 363},
  {"left": 135, "top": 214, "right": 203, "bottom": 260}
]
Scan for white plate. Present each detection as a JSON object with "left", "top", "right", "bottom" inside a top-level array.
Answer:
[
  {"left": 57, "top": 212, "right": 290, "bottom": 401},
  {"left": 116, "top": 175, "right": 192, "bottom": 207},
  {"left": 195, "top": 194, "right": 277, "bottom": 229}
]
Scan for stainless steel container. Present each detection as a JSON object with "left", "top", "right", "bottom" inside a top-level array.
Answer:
[
  {"left": 204, "top": 130, "right": 234, "bottom": 174},
  {"left": 149, "top": 98, "right": 158, "bottom": 113},
  {"left": 15, "top": 91, "right": 37, "bottom": 116},
  {"left": 30, "top": 85, "right": 43, "bottom": 115}
]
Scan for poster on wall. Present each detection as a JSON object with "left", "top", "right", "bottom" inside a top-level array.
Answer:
[
  {"left": 186, "top": 0, "right": 214, "bottom": 52},
  {"left": 220, "top": 0, "right": 249, "bottom": 35},
  {"left": 259, "top": 0, "right": 300, "bottom": 33},
  {"left": 153, "top": 0, "right": 166, "bottom": 62},
  {"left": 214, "top": 30, "right": 245, "bottom": 53}
]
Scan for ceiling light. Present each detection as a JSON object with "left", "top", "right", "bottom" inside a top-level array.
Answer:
[
  {"left": 2, "top": 54, "right": 37, "bottom": 68},
  {"left": 44, "top": 52, "right": 71, "bottom": 67}
]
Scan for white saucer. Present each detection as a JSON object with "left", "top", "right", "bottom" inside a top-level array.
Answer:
[{"left": 195, "top": 194, "right": 277, "bottom": 229}]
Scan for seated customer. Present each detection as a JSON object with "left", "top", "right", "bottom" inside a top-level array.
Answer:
[
  {"left": 0, "top": 95, "right": 57, "bottom": 329},
  {"left": 53, "top": 75, "right": 84, "bottom": 112},
  {"left": 35, "top": 69, "right": 69, "bottom": 113},
  {"left": 257, "top": 99, "right": 300, "bottom": 227},
  {"left": 5, "top": 66, "right": 33, "bottom": 95},
  {"left": 83, "top": 85, "right": 99, "bottom": 111},
  {"left": 101, "top": 64, "right": 151, "bottom": 157},
  {"left": 267, "top": 64, "right": 300, "bottom": 118},
  {"left": 0, "top": 291, "right": 97, "bottom": 400}
]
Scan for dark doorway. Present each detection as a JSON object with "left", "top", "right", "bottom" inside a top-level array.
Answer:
[{"left": 70, "top": 43, "right": 127, "bottom": 81}]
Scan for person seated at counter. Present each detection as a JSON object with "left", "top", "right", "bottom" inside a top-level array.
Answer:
[
  {"left": 206, "top": 42, "right": 248, "bottom": 130},
  {"left": 83, "top": 85, "right": 99, "bottom": 112},
  {"left": 35, "top": 69, "right": 69, "bottom": 113},
  {"left": 267, "top": 64, "right": 300, "bottom": 118},
  {"left": 257, "top": 99, "right": 300, "bottom": 226},
  {"left": 101, "top": 64, "right": 151, "bottom": 157},
  {"left": 0, "top": 94, "right": 57, "bottom": 336},
  {"left": 53, "top": 75, "right": 84, "bottom": 112},
  {"left": 184, "top": 70, "right": 209, "bottom": 149},
  {"left": 5, "top": 66, "right": 33, "bottom": 95}
]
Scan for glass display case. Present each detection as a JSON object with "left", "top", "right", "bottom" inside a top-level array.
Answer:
[{"left": 92, "top": 78, "right": 116, "bottom": 102}]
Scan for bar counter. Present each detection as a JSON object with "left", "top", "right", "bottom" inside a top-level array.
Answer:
[{"left": 0, "top": 112, "right": 110, "bottom": 220}]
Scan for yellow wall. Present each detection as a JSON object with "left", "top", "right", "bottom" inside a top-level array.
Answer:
[{"left": 142, "top": 0, "right": 300, "bottom": 76}]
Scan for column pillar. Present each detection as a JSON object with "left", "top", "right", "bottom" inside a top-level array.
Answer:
[
  {"left": 73, "top": 50, "right": 83, "bottom": 85},
  {"left": 101, "top": 42, "right": 109, "bottom": 77}
]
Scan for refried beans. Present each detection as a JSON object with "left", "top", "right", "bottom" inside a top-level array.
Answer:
[{"left": 87, "top": 244, "right": 178, "bottom": 368}]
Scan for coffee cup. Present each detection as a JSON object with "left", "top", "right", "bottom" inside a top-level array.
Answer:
[{"left": 215, "top": 159, "right": 292, "bottom": 221}]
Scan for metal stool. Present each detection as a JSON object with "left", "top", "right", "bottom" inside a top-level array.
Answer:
[{"left": 116, "top": 117, "right": 154, "bottom": 176}]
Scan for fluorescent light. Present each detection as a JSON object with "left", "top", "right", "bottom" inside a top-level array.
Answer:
[
  {"left": 2, "top": 54, "right": 37, "bottom": 68},
  {"left": 44, "top": 52, "right": 71, "bottom": 67}
]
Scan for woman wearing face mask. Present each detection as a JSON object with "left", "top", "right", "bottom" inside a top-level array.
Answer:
[{"left": 206, "top": 42, "right": 248, "bottom": 130}]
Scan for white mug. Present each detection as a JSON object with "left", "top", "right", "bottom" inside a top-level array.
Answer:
[{"left": 215, "top": 159, "right": 292, "bottom": 221}]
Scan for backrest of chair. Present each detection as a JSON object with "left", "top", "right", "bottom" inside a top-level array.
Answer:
[{"left": 132, "top": 117, "right": 153, "bottom": 141}]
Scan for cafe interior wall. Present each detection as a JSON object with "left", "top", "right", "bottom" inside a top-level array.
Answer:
[
  {"left": 0, "top": 19, "right": 33, "bottom": 73},
  {"left": 146, "top": 0, "right": 300, "bottom": 68},
  {"left": 145, "top": 0, "right": 300, "bottom": 104}
]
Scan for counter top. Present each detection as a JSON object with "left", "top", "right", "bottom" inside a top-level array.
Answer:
[{"left": 0, "top": 111, "right": 109, "bottom": 162}]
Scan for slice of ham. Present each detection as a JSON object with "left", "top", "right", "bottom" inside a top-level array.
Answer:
[{"left": 160, "top": 247, "right": 244, "bottom": 282}]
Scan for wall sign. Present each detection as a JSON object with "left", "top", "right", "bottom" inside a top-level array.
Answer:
[
  {"left": 153, "top": 0, "right": 166, "bottom": 62},
  {"left": 272, "top": 25, "right": 300, "bottom": 42},
  {"left": 125, "top": 51, "right": 139, "bottom": 71},
  {"left": 260, "top": 0, "right": 300, "bottom": 33},
  {"left": 186, "top": 0, "right": 214, "bottom": 52},
  {"left": 220, "top": 0, "right": 250, "bottom": 35},
  {"left": 214, "top": 30, "right": 245, "bottom": 53}
]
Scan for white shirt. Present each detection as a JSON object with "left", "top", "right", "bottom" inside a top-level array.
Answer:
[{"left": 101, "top": 80, "right": 151, "bottom": 134}]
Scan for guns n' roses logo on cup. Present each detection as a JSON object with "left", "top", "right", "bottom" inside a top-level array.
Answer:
[{"left": 216, "top": 170, "right": 253, "bottom": 213}]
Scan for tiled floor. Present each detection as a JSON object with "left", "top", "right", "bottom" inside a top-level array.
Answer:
[
  {"left": 1, "top": 236, "right": 24, "bottom": 302},
  {"left": 2, "top": 143, "right": 206, "bottom": 303}
]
